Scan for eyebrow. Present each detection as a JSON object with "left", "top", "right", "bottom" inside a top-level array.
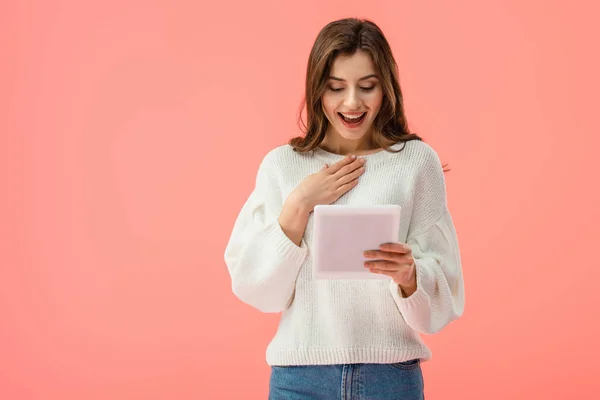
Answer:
[{"left": 328, "top": 74, "right": 378, "bottom": 82}]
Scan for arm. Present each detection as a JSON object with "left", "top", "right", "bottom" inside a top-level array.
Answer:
[
  {"left": 389, "top": 209, "right": 464, "bottom": 334},
  {"left": 389, "top": 145, "right": 465, "bottom": 334},
  {"left": 224, "top": 153, "right": 309, "bottom": 313}
]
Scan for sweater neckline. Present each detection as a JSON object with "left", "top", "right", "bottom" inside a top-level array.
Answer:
[{"left": 312, "top": 142, "right": 405, "bottom": 166}]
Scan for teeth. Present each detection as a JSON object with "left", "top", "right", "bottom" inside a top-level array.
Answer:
[{"left": 341, "top": 113, "right": 365, "bottom": 120}]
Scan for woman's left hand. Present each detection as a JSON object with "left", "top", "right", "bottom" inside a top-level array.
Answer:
[{"left": 364, "top": 242, "right": 417, "bottom": 297}]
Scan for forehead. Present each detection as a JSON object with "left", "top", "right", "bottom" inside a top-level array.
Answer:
[{"left": 329, "top": 51, "right": 377, "bottom": 79}]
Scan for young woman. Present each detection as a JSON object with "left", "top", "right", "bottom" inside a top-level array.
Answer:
[{"left": 224, "top": 18, "right": 464, "bottom": 400}]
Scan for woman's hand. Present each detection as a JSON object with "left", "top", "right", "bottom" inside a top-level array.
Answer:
[
  {"left": 364, "top": 242, "right": 417, "bottom": 297},
  {"left": 287, "top": 154, "right": 365, "bottom": 213}
]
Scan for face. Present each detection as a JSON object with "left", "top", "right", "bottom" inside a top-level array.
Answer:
[{"left": 321, "top": 50, "right": 384, "bottom": 145}]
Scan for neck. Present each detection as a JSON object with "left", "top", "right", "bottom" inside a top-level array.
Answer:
[{"left": 320, "top": 131, "right": 379, "bottom": 156}]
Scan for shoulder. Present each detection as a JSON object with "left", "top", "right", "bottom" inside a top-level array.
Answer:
[
  {"left": 395, "top": 140, "right": 447, "bottom": 199},
  {"left": 398, "top": 140, "right": 442, "bottom": 170},
  {"left": 399, "top": 141, "right": 448, "bottom": 234},
  {"left": 262, "top": 143, "right": 298, "bottom": 164},
  {"left": 256, "top": 143, "right": 308, "bottom": 180},
  {"left": 387, "top": 140, "right": 444, "bottom": 182},
  {"left": 260, "top": 143, "right": 310, "bottom": 170}
]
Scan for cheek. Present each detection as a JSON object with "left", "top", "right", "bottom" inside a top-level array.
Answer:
[
  {"left": 321, "top": 96, "right": 338, "bottom": 119},
  {"left": 367, "top": 91, "right": 384, "bottom": 112}
]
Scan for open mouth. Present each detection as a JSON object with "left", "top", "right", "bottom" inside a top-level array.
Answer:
[{"left": 338, "top": 112, "right": 367, "bottom": 126}]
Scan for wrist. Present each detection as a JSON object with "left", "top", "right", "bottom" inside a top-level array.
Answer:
[
  {"left": 399, "top": 283, "right": 417, "bottom": 298},
  {"left": 285, "top": 195, "right": 312, "bottom": 217},
  {"left": 398, "top": 262, "right": 418, "bottom": 297},
  {"left": 279, "top": 198, "right": 311, "bottom": 247}
]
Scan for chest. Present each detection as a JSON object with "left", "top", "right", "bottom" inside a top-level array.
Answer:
[{"left": 279, "top": 164, "right": 416, "bottom": 245}]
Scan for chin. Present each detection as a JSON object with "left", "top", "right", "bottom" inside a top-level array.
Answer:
[
  {"left": 336, "top": 125, "right": 371, "bottom": 141},
  {"left": 339, "top": 132, "right": 367, "bottom": 141}
]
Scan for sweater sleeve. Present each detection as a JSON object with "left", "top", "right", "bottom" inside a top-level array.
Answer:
[
  {"left": 224, "top": 152, "right": 309, "bottom": 313},
  {"left": 389, "top": 144, "right": 465, "bottom": 334},
  {"left": 389, "top": 209, "right": 464, "bottom": 334}
]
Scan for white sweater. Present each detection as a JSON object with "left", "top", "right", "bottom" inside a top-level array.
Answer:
[{"left": 224, "top": 140, "right": 465, "bottom": 366}]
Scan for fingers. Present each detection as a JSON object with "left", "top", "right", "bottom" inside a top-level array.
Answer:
[
  {"left": 334, "top": 178, "right": 359, "bottom": 196},
  {"left": 325, "top": 154, "right": 357, "bottom": 174},
  {"left": 370, "top": 268, "right": 414, "bottom": 284},
  {"left": 363, "top": 244, "right": 416, "bottom": 284},
  {"left": 364, "top": 250, "right": 413, "bottom": 264},
  {"left": 337, "top": 164, "right": 365, "bottom": 185},
  {"left": 378, "top": 242, "right": 411, "bottom": 254},
  {"left": 323, "top": 154, "right": 365, "bottom": 198},
  {"left": 364, "top": 260, "right": 407, "bottom": 271},
  {"left": 328, "top": 156, "right": 364, "bottom": 196},
  {"left": 333, "top": 157, "right": 365, "bottom": 179},
  {"left": 365, "top": 249, "right": 405, "bottom": 261},
  {"left": 364, "top": 256, "right": 414, "bottom": 268}
]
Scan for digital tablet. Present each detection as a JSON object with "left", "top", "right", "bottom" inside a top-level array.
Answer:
[{"left": 312, "top": 204, "right": 401, "bottom": 279}]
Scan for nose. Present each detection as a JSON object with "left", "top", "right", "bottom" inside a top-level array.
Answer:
[{"left": 343, "top": 88, "right": 362, "bottom": 109}]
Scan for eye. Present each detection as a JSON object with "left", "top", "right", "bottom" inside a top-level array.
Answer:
[{"left": 327, "top": 86, "right": 376, "bottom": 92}]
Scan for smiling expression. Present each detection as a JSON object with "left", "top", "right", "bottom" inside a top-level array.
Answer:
[{"left": 321, "top": 50, "right": 384, "bottom": 143}]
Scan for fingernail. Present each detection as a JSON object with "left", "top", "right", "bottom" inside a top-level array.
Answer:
[{"left": 351, "top": 154, "right": 356, "bottom": 159}]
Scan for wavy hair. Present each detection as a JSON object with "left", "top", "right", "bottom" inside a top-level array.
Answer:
[{"left": 290, "top": 18, "right": 423, "bottom": 156}]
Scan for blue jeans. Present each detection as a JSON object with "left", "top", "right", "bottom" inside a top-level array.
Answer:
[{"left": 269, "top": 359, "right": 424, "bottom": 400}]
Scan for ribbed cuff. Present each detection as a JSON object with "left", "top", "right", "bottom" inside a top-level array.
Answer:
[{"left": 389, "top": 261, "right": 433, "bottom": 320}]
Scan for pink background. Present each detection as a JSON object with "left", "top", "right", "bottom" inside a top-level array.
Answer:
[{"left": 2, "top": 0, "right": 599, "bottom": 399}]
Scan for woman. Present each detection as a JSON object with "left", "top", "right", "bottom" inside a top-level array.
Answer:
[{"left": 224, "top": 17, "right": 464, "bottom": 399}]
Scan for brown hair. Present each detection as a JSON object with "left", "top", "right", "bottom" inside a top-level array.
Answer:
[{"left": 289, "top": 17, "right": 422, "bottom": 155}]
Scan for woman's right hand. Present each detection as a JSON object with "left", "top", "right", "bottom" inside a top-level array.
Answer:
[{"left": 288, "top": 154, "right": 366, "bottom": 213}]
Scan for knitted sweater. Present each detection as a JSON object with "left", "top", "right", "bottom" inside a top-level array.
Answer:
[{"left": 224, "top": 140, "right": 465, "bottom": 366}]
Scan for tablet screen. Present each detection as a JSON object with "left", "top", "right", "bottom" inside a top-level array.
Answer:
[{"left": 312, "top": 205, "right": 401, "bottom": 279}]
